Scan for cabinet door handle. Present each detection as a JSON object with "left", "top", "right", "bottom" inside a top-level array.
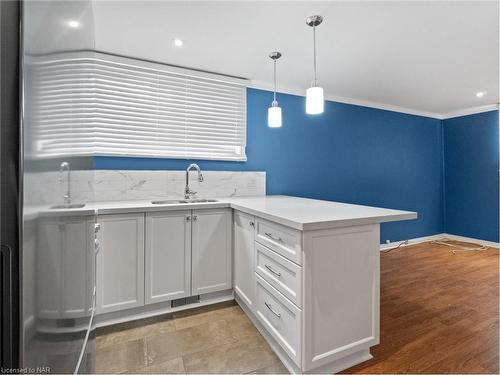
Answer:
[
  {"left": 186, "top": 216, "right": 191, "bottom": 222},
  {"left": 193, "top": 215, "right": 198, "bottom": 221},
  {"left": 264, "top": 232, "right": 282, "bottom": 242},
  {"left": 265, "top": 264, "right": 281, "bottom": 277},
  {"left": 264, "top": 302, "right": 281, "bottom": 318}
]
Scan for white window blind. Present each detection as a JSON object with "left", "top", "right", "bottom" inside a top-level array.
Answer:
[{"left": 26, "top": 52, "right": 247, "bottom": 161}]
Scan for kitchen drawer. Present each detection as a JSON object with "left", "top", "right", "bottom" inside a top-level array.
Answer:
[
  {"left": 255, "top": 242, "right": 302, "bottom": 308},
  {"left": 255, "top": 218, "right": 302, "bottom": 265},
  {"left": 255, "top": 273, "right": 302, "bottom": 367}
]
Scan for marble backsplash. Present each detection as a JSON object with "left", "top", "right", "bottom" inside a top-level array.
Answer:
[{"left": 25, "top": 170, "right": 266, "bottom": 205}]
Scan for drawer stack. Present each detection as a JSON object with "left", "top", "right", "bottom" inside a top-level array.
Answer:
[
  {"left": 234, "top": 211, "right": 380, "bottom": 373},
  {"left": 253, "top": 218, "right": 303, "bottom": 367}
]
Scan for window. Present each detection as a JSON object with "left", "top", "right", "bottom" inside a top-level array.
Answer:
[{"left": 26, "top": 52, "right": 248, "bottom": 161}]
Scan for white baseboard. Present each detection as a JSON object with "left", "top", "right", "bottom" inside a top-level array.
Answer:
[
  {"left": 442, "top": 233, "right": 499, "bottom": 249},
  {"left": 380, "top": 234, "right": 444, "bottom": 251},
  {"left": 380, "top": 233, "right": 499, "bottom": 251}
]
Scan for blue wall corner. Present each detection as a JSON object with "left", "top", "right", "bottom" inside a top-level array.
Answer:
[
  {"left": 96, "top": 87, "right": 447, "bottom": 243},
  {"left": 443, "top": 110, "right": 499, "bottom": 242}
]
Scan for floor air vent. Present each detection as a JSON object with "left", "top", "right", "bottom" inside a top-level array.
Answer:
[{"left": 171, "top": 295, "right": 200, "bottom": 308}]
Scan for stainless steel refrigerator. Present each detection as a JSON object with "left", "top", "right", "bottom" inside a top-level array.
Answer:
[
  {"left": 2, "top": 0, "right": 98, "bottom": 373},
  {"left": 1, "top": 0, "right": 21, "bottom": 369}
]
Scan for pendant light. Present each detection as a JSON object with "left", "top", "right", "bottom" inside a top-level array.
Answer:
[
  {"left": 306, "top": 15, "right": 324, "bottom": 115},
  {"left": 268, "top": 51, "right": 282, "bottom": 128}
]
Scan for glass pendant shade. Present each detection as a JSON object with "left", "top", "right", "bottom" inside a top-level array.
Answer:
[
  {"left": 268, "top": 105, "right": 282, "bottom": 128},
  {"left": 306, "top": 86, "right": 324, "bottom": 114}
]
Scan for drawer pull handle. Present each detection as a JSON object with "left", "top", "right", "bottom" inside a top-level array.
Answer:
[
  {"left": 264, "top": 302, "right": 281, "bottom": 318},
  {"left": 264, "top": 232, "right": 282, "bottom": 242},
  {"left": 265, "top": 264, "right": 281, "bottom": 277}
]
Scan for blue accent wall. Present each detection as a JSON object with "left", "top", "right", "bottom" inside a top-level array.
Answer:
[
  {"left": 96, "top": 88, "right": 445, "bottom": 243},
  {"left": 443, "top": 110, "right": 499, "bottom": 242}
]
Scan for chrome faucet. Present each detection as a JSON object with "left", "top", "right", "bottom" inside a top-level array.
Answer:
[
  {"left": 59, "top": 162, "right": 71, "bottom": 205},
  {"left": 185, "top": 163, "right": 204, "bottom": 199}
]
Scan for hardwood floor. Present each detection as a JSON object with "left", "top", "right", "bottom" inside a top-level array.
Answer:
[
  {"left": 345, "top": 240, "right": 499, "bottom": 374},
  {"left": 95, "top": 240, "right": 498, "bottom": 374}
]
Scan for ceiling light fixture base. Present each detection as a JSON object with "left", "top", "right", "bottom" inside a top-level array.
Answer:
[
  {"left": 306, "top": 15, "right": 323, "bottom": 27},
  {"left": 269, "top": 51, "right": 282, "bottom": 60}
]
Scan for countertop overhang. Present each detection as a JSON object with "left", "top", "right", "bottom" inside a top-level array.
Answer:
[{"left": 33, "top": 195, "right": 417, "bottom": 231}]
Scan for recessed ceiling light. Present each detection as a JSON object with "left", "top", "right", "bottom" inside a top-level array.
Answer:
[
  {"left": 173, "top": 38, "right": 184, "bottom": 47},
  {"left": 67, "top": 20, "right": 80, "bottom": 28},
  {"left": 476, "top": 91, "right": 486, "bottom": 98}
]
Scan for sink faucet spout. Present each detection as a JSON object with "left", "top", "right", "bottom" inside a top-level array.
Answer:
[{"left": 185, "top": 163, "right": 204, "bottom": 199}]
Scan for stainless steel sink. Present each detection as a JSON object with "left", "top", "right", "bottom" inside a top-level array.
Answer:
[
  {"left": 186, "top": 199, "right": 218, "bottom": 203},
  {"left": 151, "top": 199, "right": 218, "bottom": 205},
  {"left": 50, "top": 203, "right": 86, "bottom": 209}
]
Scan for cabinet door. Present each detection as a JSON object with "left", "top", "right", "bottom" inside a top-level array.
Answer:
[
  {"left": 233, "top": 211, "right": 255, "bottom": 309},
  {"left": 145, "top": 210, "right": 191, "bottom": 304},
  {"left": 192, "top": 208, "right": 232, "bottom": 295},
  {"left": 37, "top": 216, "right": 94, "bottom": 319},
  {"left": 96, "top": 213, "right": 145, "bottom": 314}
]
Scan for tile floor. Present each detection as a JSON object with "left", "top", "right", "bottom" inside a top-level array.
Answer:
[{"left": 95, "top": 301, "right": 288, "bottom": 374}]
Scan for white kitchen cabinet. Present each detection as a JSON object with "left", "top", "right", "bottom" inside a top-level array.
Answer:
[
  {"left": 246, "top": 221, "right": 380, "bottom": 374},
  {"left": 37, "top": 215, "right": 94, "bottom": 319},
  {"left": 233, "top": 211, "right": 255, "bottom": 309},
  {"left": 191, "top": 208, "right": 232, "bottom": 295},
  {"left": 231, "top": 207, "right": 382, "bottom": 374},
  {"left": 96, "top": 213, "right": 145, "bottom": 314},
  {"left": 82, "top": 195, "right": 412, "bottom": 373},
  {"left": 145, "top": 210, "right": 191, "bottom": 304}
]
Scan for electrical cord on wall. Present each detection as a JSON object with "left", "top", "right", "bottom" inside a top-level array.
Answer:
[
  {"left": 430, "top": 238, "right": 490, "bottom": 254},
  {"left": 381, "top": 240, "right": 409, "bottom": 253}
]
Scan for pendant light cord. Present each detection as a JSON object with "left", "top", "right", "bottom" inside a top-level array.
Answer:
[
  {"left": 273, "top": 58, "right": 277, "bottom": 104},
  {"left": 313, "top": 25, "right": 317, "bottom": 86}
]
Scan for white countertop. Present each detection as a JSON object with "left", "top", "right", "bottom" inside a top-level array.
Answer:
[
  {"left": 227, "top": 196, "right": 416, "bottom": 230},
  {"left": 30, "top": 195, "right": 417, "bottom": 231}
]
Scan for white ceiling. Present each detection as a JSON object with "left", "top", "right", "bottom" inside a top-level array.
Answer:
[{"left": 91, "top": 1, "right": 499, "bottom": 119}]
